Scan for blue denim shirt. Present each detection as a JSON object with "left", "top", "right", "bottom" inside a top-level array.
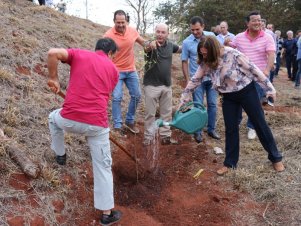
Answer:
[
  {"left": 181, "top": 31, "right": 215, "bottom": 77},
  {"left": 297, "top": 37, "right": 301, "bottom": 60}
]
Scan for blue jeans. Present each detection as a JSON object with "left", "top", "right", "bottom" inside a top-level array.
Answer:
[
  {"left": 292, "top": 55, "right": 298, "bottom": 81},
  {"left": 222, "top": 82, "right": 282, "bottom": 168},
  {"left": 112, "top": 71, "right": 141, "bottom": 129},
  {"left": 275, "top": 54, "right": 281, "bottom": 75},
  {"left": 295, "top": 59, "right": 301, "bottom": 87},
  {"left": 192, "top": 80, "right": 217, "bottom": 134},
  {"left": 246, "top": 82, "right": 265, "bottom": 129},
  {"left": 269, "top": 69, "right": 275, "bottom": 83},
  {"left": 286, "top": 55, "right": 293, "bottom": 78}
]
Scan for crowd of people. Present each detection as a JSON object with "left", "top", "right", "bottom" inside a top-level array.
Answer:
[
  {"left": 28, "top": 0, "right": 66, "bottom": 13},
  {"left": 45, "top": 9, "right": 300, "bottom": 225}
]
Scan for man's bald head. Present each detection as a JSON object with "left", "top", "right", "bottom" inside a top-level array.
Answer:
[
  {"left": 155, "top": 23, "right": 169, "bottom": 32},
  {"left": 155, "top": 23, "right": 169, "bottom": 44}
]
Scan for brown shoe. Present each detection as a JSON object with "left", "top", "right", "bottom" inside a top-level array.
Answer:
[
  {"left": 124, "top": 123, "right": 139, "bottom": 134},
  {"left": 161, "top": 137, "right": 178, "bottom": 145},
  {"left": 273, "top": 161, "right": 285, "bottom": 172},
  {"left": 217, "top": 166, "right": 229, "bottom": 176}
]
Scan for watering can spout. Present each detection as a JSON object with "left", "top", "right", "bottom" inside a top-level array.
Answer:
[{"left": 156, "top": 119, "right": 170, "bottom": 127}]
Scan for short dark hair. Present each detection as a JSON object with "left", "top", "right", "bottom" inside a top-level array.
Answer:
[
  {"left": 95, "top": 38, "right": 118, "bottom": 54},
  {"left": 113, "top": 10, "right": 126, "bottom": 21},
  {"left": 245, "top": 11, "right": 260, "bottom": 22},
  {"left": 190, "top": 16, "right": 205, "bottom": 26}
]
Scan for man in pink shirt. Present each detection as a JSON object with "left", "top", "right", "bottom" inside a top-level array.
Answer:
[
  {"left": 104, "top": 10, "right": 147, "bottom": 135},
  {"left": 228, "top": 11, "right": 276, "bottom": 140},
  {"left": 47, "top": 38, "right": 122, "bottom": 225}
]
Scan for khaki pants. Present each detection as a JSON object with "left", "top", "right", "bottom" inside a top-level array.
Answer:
[
  {"left": 48, "top": 109, "right": 114, "bottom": 210},
  {"left": 144, "top": 85, "right": 172, "bottom": 140}
]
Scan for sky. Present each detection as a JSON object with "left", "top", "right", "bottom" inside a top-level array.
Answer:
[
  {"left": 37, "top": 0, "right": 159, "bottom": 31},
  {"left": 66, "top": 0, "right": 133, "bottom": 27}
]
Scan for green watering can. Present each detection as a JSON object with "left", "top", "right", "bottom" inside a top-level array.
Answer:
[{"left": 156, "top": 102, "right": 208, "bottom": 134}]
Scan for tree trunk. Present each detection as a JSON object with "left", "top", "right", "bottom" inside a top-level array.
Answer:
[{"left": 8, "top": 145, "right": 40, "bottom": 178}]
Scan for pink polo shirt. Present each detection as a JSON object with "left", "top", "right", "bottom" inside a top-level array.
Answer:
[
  {"left": 61, "top": 49, "right": 119, "bottom": 127},
  {"left": 231, "top": 30, "right": 275, "bottom": 71}
]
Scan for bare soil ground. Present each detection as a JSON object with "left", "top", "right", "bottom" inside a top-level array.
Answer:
[{"left": 1, "top": 1, "right": 301, "bottom": 225}]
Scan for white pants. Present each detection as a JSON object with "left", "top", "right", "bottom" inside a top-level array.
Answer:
[
  {"left": 144, "top": 85, "right": 172, "bottom": 140},
  {"left": 48, "top": 109, "right": 114, "bottom": 210}
]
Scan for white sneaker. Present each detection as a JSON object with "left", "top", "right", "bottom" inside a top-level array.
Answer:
[{"left": 247, "top": 128, "right": 256, "bottom": 140}]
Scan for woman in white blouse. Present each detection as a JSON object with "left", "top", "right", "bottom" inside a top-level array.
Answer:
[{"left": 180, "top": 36, "right": 284, "bottom": 175}]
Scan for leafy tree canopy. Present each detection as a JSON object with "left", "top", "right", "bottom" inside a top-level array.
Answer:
[{"left": 154, "top": 0, "right": 301, "bottom": 38}]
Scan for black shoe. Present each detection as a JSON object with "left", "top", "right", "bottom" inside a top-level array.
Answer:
[
  {"left": 193, "top": 133, "right": 202, "bottom": 143},
  {"left": 100, "top": 210, "right": 122, "bottom": 226},
  {"left": 208, "top": 131, "right": 221, "bottom": 140},
  {"left": 56, "top": 154, "right": 66, "bottom": 165}
]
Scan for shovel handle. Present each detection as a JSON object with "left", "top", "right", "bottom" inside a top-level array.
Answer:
[{"left": 57, "top": 90, "right": 65, "bottom": 99}]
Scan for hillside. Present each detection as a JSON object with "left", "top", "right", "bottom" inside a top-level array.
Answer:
[{"left": 1, "top": 0, "right": 301, "bottom": 226}]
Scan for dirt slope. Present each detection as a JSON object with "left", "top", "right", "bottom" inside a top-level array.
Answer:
[{"left": 1, "top": 1, "right": 301, "bottom": 226}]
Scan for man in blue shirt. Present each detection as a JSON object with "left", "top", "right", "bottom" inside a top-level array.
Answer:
[
  {"left": 216, "top": 21, "right": 235, "bottom": 45},
  {"left": 181, "top": 16, "right": 220, "bottom": 143}
]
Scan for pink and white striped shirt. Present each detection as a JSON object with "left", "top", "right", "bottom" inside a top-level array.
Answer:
[{"left": 231, "top": 30, "right": 275, "bottom": 71}]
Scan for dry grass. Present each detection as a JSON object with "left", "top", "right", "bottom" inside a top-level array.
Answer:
[
  {"left": 40, "top": 166, "right": 61, "bottom": 187},
  {"left": 8, "top": 15, "right": 21, "bottom": 24},
  {"left": 0, "top": 68, "right": 15, "bottom": 85},
  {"left": 13, "top": 35, "right": 39, "bottom": 49},
  {"left": 2, "top": 104, "right": 22, "bottom": 127},
  {"left": 0, "top": 143, "right": 6, "bottom": 157}
]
